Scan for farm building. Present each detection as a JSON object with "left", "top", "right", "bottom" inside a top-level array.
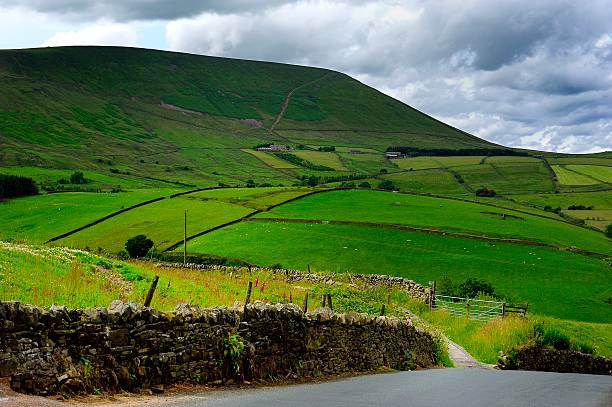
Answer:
[
  {"left": 385, "top": 151, "right": 402, "bottom": 158},
  {"left": 257, "top": 144, "right": 290, "bottom": 152},
  {"left": 349, "top": 149, "right": 365, "bottom": 154}
]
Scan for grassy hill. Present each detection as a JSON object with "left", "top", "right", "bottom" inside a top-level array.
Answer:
[{"left": 0, "top": 46, "right": 501, "bottom": 188}]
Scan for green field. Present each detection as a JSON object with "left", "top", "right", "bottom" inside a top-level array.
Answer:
[
  {"left": 57, "top": 196, "right": 253, "bottom": 252},
  {"left": 511, "top": 191, "right": 612, "bottom": 210},
  {"left": 241, "top": 149, "right": 298, "bottom": 169},
  {"left": 291, "top": 150, "right": 348, "bottom": 171},
  {"left": 456, "top": 163, "right": 554, "bottom": 194},
  {"left": 552, "top": 165, "right": 599, "bottom": 185},
  {"left": 567, "top": 165, "right": 612, "bottom": 183},
  {"left": 381, "top": 169, "right": 467, "bottom": 194},
  {"left": 252, "top": 190, "right": 612, "bottom": 254},
  {"left": 0, "top": 189, "right": 173, "bottom": 243},
  {"left": 181, "top": 221, "right": 611, "bottom": 323}
]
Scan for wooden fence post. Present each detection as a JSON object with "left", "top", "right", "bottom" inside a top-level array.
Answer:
[
  {"left": 502, "top": 302, "right": 506, "bottom": 318},
  {"left": 303, "top": 292, "right": 309, "bottom": 313},
  {"left": 465, "top": 300, "right": 470, "bottom": 319},
  {"left": 321, "top": 295, "right": 326, "bottom": 307},
  {"left": 307, "top": 264, "right": 311, "bottom": 273},
  {"left": 380, "top": 304, "right": 385, "bottom": 316},
  {"left": 144, "top": 275, "right": 159, "bottom": 307},
  {"left": 387, "top": 294, "right": 391, "bottom": 305},
  {"left": 326, "top": 294, "right": 333, "bottom": 310},
  {"left": 430, "top": 280, "right": 436, "bottom": 310}
]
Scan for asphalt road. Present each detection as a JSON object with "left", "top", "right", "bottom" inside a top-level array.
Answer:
[{"left": 147, "top": 369, "right": 611, "bottom": 407}]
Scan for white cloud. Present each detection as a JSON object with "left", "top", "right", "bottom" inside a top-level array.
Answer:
[{"left": 42, "top": 22, "right": 138, "bottom": 47}]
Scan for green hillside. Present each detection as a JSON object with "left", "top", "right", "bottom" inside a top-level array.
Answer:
[{"left": 0, "top": 46, "right": 501, "bottom": 187}]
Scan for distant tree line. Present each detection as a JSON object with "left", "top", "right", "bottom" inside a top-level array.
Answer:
[
  {"left": 296, "top": 173, "right": 370, "bottom": 186},
  {"left": 386, "top": 146, "right": 529, "bottom": 157},
  {"left": 318, "top": 146, "right": 336, "bottom": 152},
  {"left": 275, "top": 152, "right": 334, "bottom": 171},
  {"left": 0, "top": 174, "right": 39, "bottom": 200}
]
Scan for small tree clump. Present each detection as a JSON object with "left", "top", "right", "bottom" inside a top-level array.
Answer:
[
  {"left": 475, "top": 187, "right": 496, "bottom": 197},
  {"left": 377, "top": 180, "right": 396, "bottom": 191},
  {"left": 70, "top": 171, "right": 87, "bottom": 184},
  {"left": 125, "top": 235, "right": 154, "bottom": 258},
  {"left": 605, "top": 223, "right": 612, "bottom": 238}
]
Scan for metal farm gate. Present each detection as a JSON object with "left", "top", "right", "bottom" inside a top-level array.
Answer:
[{"left": 432, "top": 295, "right": 505, "bottom": 321}]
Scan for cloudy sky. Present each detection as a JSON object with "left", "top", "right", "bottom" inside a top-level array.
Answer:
[{"left": 1, "top": 1, "right": 611, "bottom": 153}]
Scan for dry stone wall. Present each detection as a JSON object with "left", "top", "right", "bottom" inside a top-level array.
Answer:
[
  {"left": 0, "top": 300, "right": 438, "bottom": 396},
  {"left": 498, "top": 346, "right": 612, "bottom": 375},
  {"left": 166, "top": 263, "right": 432, "bottom": 302}
]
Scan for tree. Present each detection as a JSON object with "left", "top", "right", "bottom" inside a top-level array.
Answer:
[
  {"left": 457, "top": 278, "right": 495, "bottom": 298},
  {"left": 245, "top": 179, "right": 256, "bottom": 188},
  {"left": 377, "top": 180, "right": 396, "bottom": 191},
  {"left": 307, "top": 175, "right": 319, "bottom": 187},
  {"left": 475, "top": 187, "right": 496, "bottom": 197},
  {"left": 125, "top": 235, "right": 154, "bottom": 258},
  {"left": 358, "top": 181, "right": 371, "bottom": 189},
  {"left": 70, "top": 171, "right": 86, "bottom": 184},
  {"left": 606, "top": 223, "right": 612, "bottom": 238},
  {"left": 0, "top": 174, "right": 38, "bottom": 199}
]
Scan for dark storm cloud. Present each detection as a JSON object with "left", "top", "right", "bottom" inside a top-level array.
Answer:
[{"left": 0, "top": 0, "right": 300, "bottom": 21}]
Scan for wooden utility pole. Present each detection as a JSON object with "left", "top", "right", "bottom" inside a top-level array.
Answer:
[
  {"left": 326, "top": 294, "right": 333, "bottom": 310},
  {"left": 144, "top": 275, "right": 159, "bottom": 307},
  {"left": 380, "top": 304, "right": 386, "bottom": 316},
  {"left": 183, "top": 209, "right": 187, "bottom": 265}
]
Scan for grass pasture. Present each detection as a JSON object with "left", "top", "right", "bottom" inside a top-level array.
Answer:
[
  {"left": 567, "top": 165, "right": 612, "bottom": 184},
  {"left": 186, "top": 187, "right": 315, "bottom": 210},
  {"left": 565, "top": 209, "right": 612, "bottom": 231},
  {"left": 181, "top": 220, "right": 611, "bottom": 323},
  {"left": 394, "top": 157, "right": 441, "bottom": 170},
  {"left": 241, "top": 149, "right": 298, "bottom": 169},
  {"left": 0, "top": 190, "right": 173, "bottom": 243},
  {"left": 291, "top": 150, "right": 348, "bottom": 171},
  {"left": 456, "top": 163, "right": 554, "bottom": 194},
  {"left": 381, "top": 169, "right": 466, "bottom": 194},
  {"left": 253, "top": 190, "right": 612, "bottom": 254},
  {"left": 552, "top": 165, "right": 599, "bottom": 185},
  {"left": 57, "top": 196, "right": 254, "bottom": 252},
  {"left": 511, "top": 191, "right": 612, "bottom": 211},
  {"left": 337, "top": 152, "right": 395, "bottom": 174}
]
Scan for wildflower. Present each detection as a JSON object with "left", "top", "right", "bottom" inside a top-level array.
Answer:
[
  {"left": 260, "top": 282, "right": 265, "bottom": 293},
  {"left": 254, "top": 277, "right": 259, "bottom": 288},
  {"left": 289, "top": 293, "right": 293, "bottom": 303}
]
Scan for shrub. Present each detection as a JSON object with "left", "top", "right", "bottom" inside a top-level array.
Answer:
[
  {"left": 567, "top": 205, "right": 593, "bottom": 210},
  {"left": 245, "top": 179, "right": 256, "bottom": 188},
  {"left": 358, "top": 181, "right": 371, "bottom": 189},
  {"left": 377, "top": 180, "right": 396, "bottom": 191},
  {"left": 0, "top": 174, "right": 38, "bottom": 199},
  {"left": 457, "top": 278, "right": 495, "bottom": 298},
  {"left": 540, "top": 327, "right": 571, "bottom": 350},
  {"left": 70, "top": 171, "right": 87, "bottom": 184},
  {"left": 605, "top": 223, "right": 612, "bottom": 238},
  {"left": 124, "top": 235, "right": 154, "bottom": 258},
  {"left": 379, "top": 168, "right": 388, "bottom": 174},
  {"left": 475, "top": 187, "right": 496, "bottom": 197}
]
